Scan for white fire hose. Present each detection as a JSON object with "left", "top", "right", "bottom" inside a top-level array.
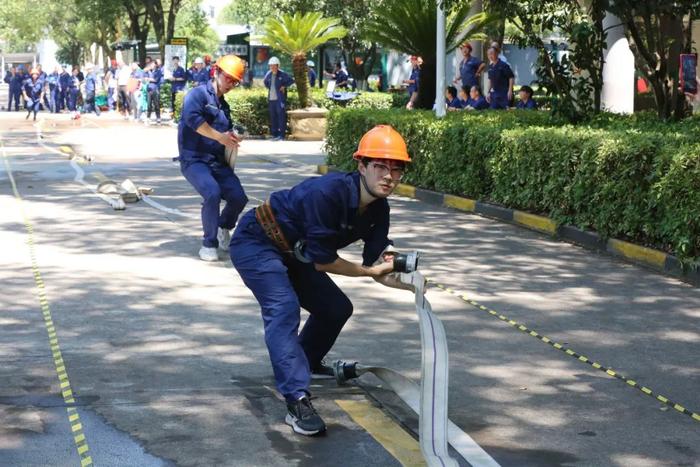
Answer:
[{"left": 334, "top": 271, "right": 500, "bottom": 467}]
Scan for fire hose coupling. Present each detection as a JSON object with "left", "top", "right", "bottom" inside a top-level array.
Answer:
[
  {"left": 393, "top": 251, "right": 420, "bottom": 273},
  {"left": 333, "top": 360, "right": 359, "bottom": 385}
]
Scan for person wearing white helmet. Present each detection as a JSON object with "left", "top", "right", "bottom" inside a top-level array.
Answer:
[
  {"left": 263, "top": 57, "right": 294, "bottom": 141},
  {"left": 306, "top": 60, "right": 316, "bottom": 88},
  {"left": 187, "top": 57, "right": 209, "bottom": 87}
]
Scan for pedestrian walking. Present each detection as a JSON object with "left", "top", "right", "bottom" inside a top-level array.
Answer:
[
  {"left": 116, "top": 60, "right": 131, "bottom": 117},
  {"left": 263, "top": 57, "right": 294, "bottom": 141},
  {"left": 230, "top": 124, "right": 411, "bottom": 436},
  {"left": 59, "top": 66, "right": 72, "bottom": 112},
  {"left": 486, "top": 46, "right": 514, "bottom": 110},
  {"left": 178, "top": 55, "right": 248, "bottom": 262}
]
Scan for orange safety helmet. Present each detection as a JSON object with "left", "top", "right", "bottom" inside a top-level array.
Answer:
[
  {"left": 214, "top": 55, "right": 245, "bottom": 82},
  {"left": 352, "top": 125, "right": 411, "bottom": 163}
]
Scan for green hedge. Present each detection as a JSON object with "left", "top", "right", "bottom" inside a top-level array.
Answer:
[{"left": 325, "top": 108, "right": 700, "bottom": 264}]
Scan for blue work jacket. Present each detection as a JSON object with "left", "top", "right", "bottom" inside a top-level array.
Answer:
[
  {"left": 85, "top": 72, "right": 97, "bottom": 93},
  {"left": 407, "top": 67, "right": 420, "bottom": 95},
  {"left": 466, "top": 96, "right": 489, "bottom": 110},
  {"left": 308, "top": 69, "right": 317, "bottom": 87},
  {"left": 171, "top": 66, "right": 186, "bottom": 92},
  {"left": 270, "top": 171, "right": 392, "bottom": 266},
  {"left": 178, "top": 81, "right": 232, "bottom": 169},
  {"left": 147, "top": 67, "right": 164, "bottom": 91},
  {"left": 24, "top": 79, "right": 43, "bottom": 99},
  {"left": 263, "top": 70, "right": 294, "bottom": 103},
  {"left": 187, "top": 67, "right": 209, "bottom": 87},
  {"left": 59, "top": 72, "right": 72, "bottom": 91},
  {"left": 516, "top": 98, "right": 538, "bottom": 109},
  {"left": 459, "top": 56, "right": 482, "bottom": 89},
  {"left": 446, "top": 97, "right": 462, "bottom": 109},
  {"left": 488, "top": 59, "right": 514, "bottom": 98}
]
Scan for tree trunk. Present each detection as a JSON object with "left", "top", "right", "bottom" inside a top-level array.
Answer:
[
  {"left": 292, "top": 54, "right": 310, "bottom": 108},
  {"left": 416, "top": 60, "right": 436, "bottom": 110}
]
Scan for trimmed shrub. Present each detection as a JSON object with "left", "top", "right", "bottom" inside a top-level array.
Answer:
[{"left": 325, "top": 107, "right": 700, "bottom": 263}]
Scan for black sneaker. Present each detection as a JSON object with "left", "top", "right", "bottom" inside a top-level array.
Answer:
[
  {"left": 310, "top": 361, "right": 334, "bottom": 380},
  {"left": 285, "top": 396, "right": 326, "bottom": 436}
]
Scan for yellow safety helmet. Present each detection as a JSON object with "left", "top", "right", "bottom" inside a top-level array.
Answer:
[{"left": 214, "top": 55, "right": 245, "bottom": 82}]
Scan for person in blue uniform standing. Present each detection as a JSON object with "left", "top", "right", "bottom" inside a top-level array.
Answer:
[
  {"left": 23, "top": 69, "right": 44, "bottom": 121},
  {"left": 465, "top": 85, "right": 489, "bottom": 110},
  {"left": 230, "top": 124, "right": 411, "bottom": 436},
  {"left": 264, "top": 57, "right": 294, "bottom": 141},
  {"left": 403, "top": 55, "right": 420, "bottom": 109},
  {"left": 187, "top": 57, "right": 209, "bottom": 88},
  {"left": 47, "top": 66, "right": 61, "bottom": 113},
  {"left": 486, "top": 46, "right": 514, "bottom": 110},
  {"left": 4, "top": 66, "right": 23, "bottom": 111},
  {"left": 178, "top": 55, "right": 248, "bottom": 262},
  {"left": 169, "top": 56, "right": 186, "bottom": 107},
  {"left": 58, "top": 66, "right": 71, "bottom": 113},
  {"left": 83, "top": 64, "right": 100, "bottom": 116},
  {"left": 146, "top": 59, "right": 164, "bottom": 124},
  {"left": 516, "top": 85, "right": 538, "bottom": 109},
  {"left": 453, "top": 42, "right": 484, "bottom": 91},
  {"left": 306, "top": 61, "right": 316, "bottom": 88}
]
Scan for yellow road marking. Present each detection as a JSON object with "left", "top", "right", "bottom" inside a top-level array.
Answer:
[
  {"left": 336, "top": 399, "right": 426, "bottom": 467},
  {"left": 513, "top": 211, "right": 558, "bottom": 235},
  {"left": 2, "top": 141, "right": 93, "bottom": 466},
  {"left": 607, "top": 238, "right": 666, "bottom": 269},
  {"left": 443, "top": 194, "right": 476, "bottom": 212}
]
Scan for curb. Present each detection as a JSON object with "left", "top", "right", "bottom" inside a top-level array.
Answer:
[{"left": 317, "top": 164, "right": 699, "bottom": 287}]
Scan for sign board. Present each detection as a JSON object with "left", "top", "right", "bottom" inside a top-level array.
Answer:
[
  {"left": 164, "top": 37, "right": 188, "bottom": 79},
  {"left": 218, "top": 44, "right": 248, "bottom": 57}
]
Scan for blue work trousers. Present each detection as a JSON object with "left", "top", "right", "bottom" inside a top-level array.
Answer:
[
  {"left": 181, "top": 161, "right": 248, "bottom": 248},
  {"left": 268, "top": 100, "right": 286, "bottom": 138},
  {"left": 230, "top": 210, "right": 354, "bottom": 402},
  {"left": 49, "top": 87, "right": 61, "bottom": 113},
  {"left": 489, "top": 93, "right": 509, "bottom": 110},
  {"left": 8, "top": 89, "right": 21, "bottom": 111}
]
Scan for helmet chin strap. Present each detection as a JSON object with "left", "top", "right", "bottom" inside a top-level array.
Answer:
[{"left": 360, "top": 173, "right": 382, "bottom": 200}]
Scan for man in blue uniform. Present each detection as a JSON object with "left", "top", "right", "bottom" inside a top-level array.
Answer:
[
  {"left": 516, "top": 85, "right": 538, "bottom": 109},
  {"left": 187, "top": 57, "right": 209, "bottom": 88},
  {"left": 146, "top": 59, "right": 164, "bottom": 124},
  {"left": 263, "top": 57, "right": 294, "bottom": 141},
  {"left": 453, "top": 42, "right": 484, "bottom": 91},
  {"left": 230, "top": 125, "right": 411, "bottom": 436},
  {"left": 47, "top": 66, "right": 61, "bottom": 113},
  {"left": 306, "top": 60, "right": 316, "bottom": 88},
  {"left": 4, "top": 66, "right": 23, "bottom": 111},
  {"left": 169, "top": 56, "right": 186, "bottom": 108},
  {"left": 445, "top": 85, "right": 462, "bottom": 111},
  {"left": 465, "top": 85, "right": 489, "bottom": 110},
  {"left": 328, "top": 62, "right": 348, "bottom": 89},
  {"left": 486, "top": 46, "right": 514, "bottom": 110},
  {"left": 403, "top": 56, "right": 420, "bottom": 109},
  {"left": 58, "top": 67, "right": 72, "bottom": 112},
  {"left": 178, "top": 55, "right": 248, "bottom": 262},
  {"left": 84, "top": 64, "right": 101, "bottom": 116}
]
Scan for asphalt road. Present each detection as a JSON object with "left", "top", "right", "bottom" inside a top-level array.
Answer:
[{"left": 1, "top": 112, "right": 698, "bottom": 467}]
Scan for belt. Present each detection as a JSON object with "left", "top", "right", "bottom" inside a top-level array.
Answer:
[{"left": 255, "top": 200, "right": 292, "bottom": 255}]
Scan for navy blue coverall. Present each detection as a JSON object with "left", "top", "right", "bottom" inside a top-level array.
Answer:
[
  {"left": 263, "top": 69, "right": 294, "bottom": 139},
  {"left": 5, "top": 71, "right": 23, "bottom": 111},
  {"left": 178, "top": 81, "right": 248, "bottom": 248},
  {"left": 459, "top": 55, "right": 483, "bottom": 90},
  {"left": 487, "top": 59, "right": 514, "bottom": 110},
  {"left": 230, "top": 171, "right": 392, "bottom": 402}
]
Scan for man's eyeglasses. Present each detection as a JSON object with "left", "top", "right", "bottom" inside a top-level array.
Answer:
[
  {"left": 369, "top": 162, "right": 405, "bottom": 180},
  {"left": 220, "top": 73, "right": 240, "bottom": 88}
]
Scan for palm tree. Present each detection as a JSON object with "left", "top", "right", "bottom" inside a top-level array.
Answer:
[
  {"left": 261, "top": 12, "right": 348, "bottom": 108},
  {"left": 364, "top": 0, "right": 494, "bottom": 110}
]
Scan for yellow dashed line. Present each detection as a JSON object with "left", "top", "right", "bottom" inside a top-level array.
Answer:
[{"left": 2, "top": 145, "right": 93, "bottom": 465}]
